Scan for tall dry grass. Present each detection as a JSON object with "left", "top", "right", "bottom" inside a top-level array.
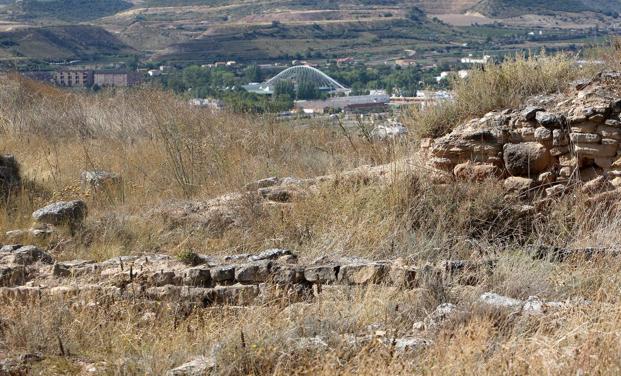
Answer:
[
  {"left": 1, "top": 63, "right": 621, "bottom": 375},
  {"left": 406, "top": 52, "right": 593, "bottom": 139}
]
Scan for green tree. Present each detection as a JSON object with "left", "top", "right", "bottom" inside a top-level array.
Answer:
[
  {"left": 296, "top": 79, "right": 320, "bottom": 100},
  {"left": 274, "top": 80, "right": 295, "bottom": 99},
  {"left": 244, "top": 65, "right": 262, "bottom": 83}
]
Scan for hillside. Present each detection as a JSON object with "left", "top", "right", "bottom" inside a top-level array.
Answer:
[
  {"left": 153, "top": 17, "right": 462, "bottom": 63},
  {"left": 0, "top": 0, "right": 615, "bottom": 64},
  {"left": 0, "top": 25, "right": 135, "bottom": 61},
  {"left": 471, "top": 0, "right": 621, "bottom": 17},
  {"left": 14, "top": 0, "right": 133, "bottom": 22}
]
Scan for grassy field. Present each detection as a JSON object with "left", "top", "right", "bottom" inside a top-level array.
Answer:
[{"left": 2, "top": 49, "right": 621, "bottom": 374}]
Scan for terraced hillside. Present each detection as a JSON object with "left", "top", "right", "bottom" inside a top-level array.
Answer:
[
  {"left": 471, "top": 0, "right": 621, "bottom": 17},
  {"left": 0, "top": 0, "right": 618, "bottom": 65}
]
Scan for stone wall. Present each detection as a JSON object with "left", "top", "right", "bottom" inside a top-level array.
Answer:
[
  {"left": 0, "top": 244, "right": 498, "bottom": 306},
  {"left": 422, "top": 71, "right": 621, "bottom": 198}
]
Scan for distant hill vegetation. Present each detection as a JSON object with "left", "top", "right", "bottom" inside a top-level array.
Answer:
[
  {"left": 0, "top": 25, "right": 134, "bottom": 61},
  {"left": 471, "top": 0, "right": 621, "bottom": 17},
  {"left": 156, "top": 17, "right": 458, "bottom": 62},
  {"left": 19, "top": 0, "right": 132, "bottom": 21}
]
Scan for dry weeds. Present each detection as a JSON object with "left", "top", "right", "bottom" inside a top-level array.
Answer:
[{"left": 0, "top": 70, "right": 621, "bottom": 375}]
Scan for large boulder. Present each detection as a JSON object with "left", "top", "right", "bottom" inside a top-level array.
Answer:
[
  {"left": 503, "top": 142, "right": 551, "bottom": 176},
  {"left": 32, "top": 200, "right": 87, "bottom": 227}
]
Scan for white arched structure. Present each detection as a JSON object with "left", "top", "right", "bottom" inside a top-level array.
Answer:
[
  {"left": 244, "top": 65, "right": 350, "bottom": 95},
  {"left": 265, "top": 65, "right": 349, "bottom": 93}
]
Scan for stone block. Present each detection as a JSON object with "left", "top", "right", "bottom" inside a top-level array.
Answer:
[
  {"left": 304, "top": 265, "right": 339, "bottom": 284},
  {"left": 338, "top": 263, "right": 389, "bottom": 285}
]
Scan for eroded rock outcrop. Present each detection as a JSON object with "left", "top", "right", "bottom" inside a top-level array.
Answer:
[{"left": 422, "top": 71, "right": 621, "bottom": 198}]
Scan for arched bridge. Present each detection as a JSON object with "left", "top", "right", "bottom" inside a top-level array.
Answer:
[{"left": 243, "top": 65, "right": 350, "bottom": 95}]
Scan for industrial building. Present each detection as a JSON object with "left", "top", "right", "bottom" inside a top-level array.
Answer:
[{"left": 294, "top": 94, "right": 390, "bottom": 114}]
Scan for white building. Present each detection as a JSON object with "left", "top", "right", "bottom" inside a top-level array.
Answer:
[{"left": 461, "top": 55, "right": 491, "bottom": 64}]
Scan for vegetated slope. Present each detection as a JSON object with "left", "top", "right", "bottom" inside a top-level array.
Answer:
[
  {"left": 0, "top": 25, "right": 135, "bottom": 61},
  {"left": 411, "top": 0, "right": 480, "bottom": 14},
  {"left": 17, "top": 0, "right": 133, "bottom": 22},
  {"left": 155, "top": 17, "right": 458, "bottom": 62},
  {"left": 471, "top": 0, "right": 621, "bottom": 17},
  {"left": 131, "top": 0, "right": 476, "bottom": 14}
]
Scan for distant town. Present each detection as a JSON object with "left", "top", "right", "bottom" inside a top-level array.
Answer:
[{"left": 8, "top": 52, "right": 603, "bottom": 119}]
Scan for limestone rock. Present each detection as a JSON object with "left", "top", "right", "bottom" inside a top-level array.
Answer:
[
  {"left": 550, "top": 146, "right": 569, "bottom": 157},
  {"left": 479, "top": 292, "right": 523, "bottom": 309},
  {"left": 32, "top": 200, "right": 87, "bottom": 227},
  {"left": 546, "top": 184, "right": 567, "bottom": 197},
  {"left": 581, "top": 176, "right": 613, "bottom": 194},
  {"left": 271, "top": 265, "right": 306, "bottom": 285},
  {"left": 371, "top": 123, "right": 408, "bottom": 140},
  {"left": 570, "top": 133, "right": 601, "bottom": 143},
  {"left": 166, "top": 356, "right": 215, "bottom": 376},
  {"left": 249, "top": 248, "right": 293, "bottom": 262},
  {"left": 205, "top": 284, "right": 260, "bottom": 305},
  {"left": 503, "top": 177, "right": 534, "bottom": 194},
  {"left": 210, "top": 265, "right": 235, "bottom": 284},
  {"left": 183, "top": 267, "right": 212, "bottom": 287},
  {"left": 535, "top": 112, "right": 561, "bottom": 127},
  {"left": 571, "top": 121, "right": 598, "bottom": 133},
  {"left": 503, "top": 142, "right": 551, "bottom": 176},
  {"left": 338, "top": 263, "right": 389, "bottom": 285},
  {"left": 521, "top": 106, "right": 544, "bottom": 121},
  {"left": 552, "top": 129, "right": 569, "bottom": 146},
  {"left": 0, "top": 245, "right": 53, "bottom": 266},
  {"left": 597, "top": 125, "right": 621, "bottom": 140},
  {"left": 534, "top": 127, "right": 552, "bottom": 142},
  {"left": 538, "top": 172, "right": 556, "bottom": 184},
  {"left": 574, "top": 143, "right": 618, "bottom": 159},
  {"left": 244, "top": 176, "right": 281, "bottom": 191},
  {"left": 234, "top": 261, "right": 271, "bottom": 284},
  {"left": 453, "top": 162, "right": 502, "bottom": 181},
  {"left": 80, "top": 170, "right": 122, "bottom": 190},
  {"left": 304, "top": 265, "right": 339, "bottom": 284}
]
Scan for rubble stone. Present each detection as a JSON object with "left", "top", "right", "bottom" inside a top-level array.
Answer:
[
  {"left": 503, "top": 142, "right": 551, "bottom": 176},
  {"left": 503, "top": 177, "right": 534, "bottom": 194},
  {"left": 166, "top": 356, "right": 215, "bottom": 376},
  {"left": 304, "top": 265, "right": 339, "bottom": 284},
  {"left": 338, "top": 263, "right": 389, "bottom": 285}
]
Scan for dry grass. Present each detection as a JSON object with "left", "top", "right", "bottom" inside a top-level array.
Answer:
[
  {"left": 406, "top": 52, "right": 593, "bottom": 139},
  {"left": 1, "top": 71, "right": 621, "bottom": 375}
]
